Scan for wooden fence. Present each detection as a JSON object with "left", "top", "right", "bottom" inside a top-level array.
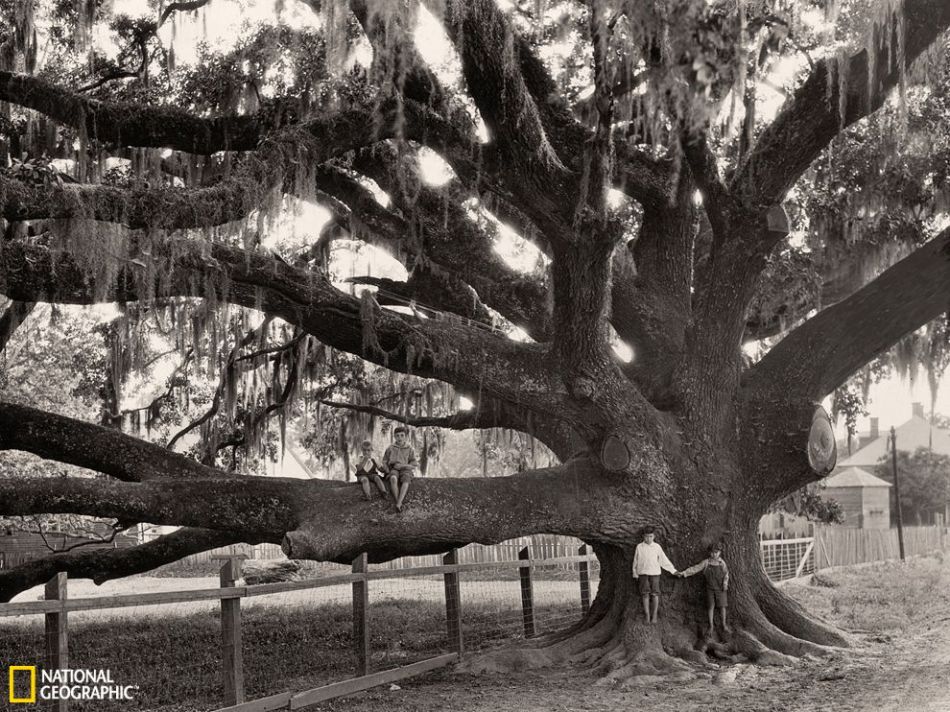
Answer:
[
  {"left": 174, "top": 535, "right": 584, "bottom": 568},
  {"left": 0, "top": 545, "right": 596, "bottom": 712},
  {"left": 813, "top": 524, "right": 948, "bottom": 569}
]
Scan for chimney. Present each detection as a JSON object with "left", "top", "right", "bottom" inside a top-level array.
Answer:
[
  {"left": 869, "top": 417, "right": 879, "bottom": 440},
  {"left": 912, "top": 402, "right": 925, "bottom": 419}
]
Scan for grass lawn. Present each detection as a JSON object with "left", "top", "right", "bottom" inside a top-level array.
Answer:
[{"left": 0, "top": 584, "right": 585, "bottom": 712}]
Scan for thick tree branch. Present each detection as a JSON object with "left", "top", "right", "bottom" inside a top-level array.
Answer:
[
  {"left": 733, "top": 0, "right": 950, "bottom": 208},
  {"left": 0, "top": 475, "right": 300, "bottom": 533},
  {"left": 0, "top": 102, "right": 411, "bottom": 232},
  {"left": 0, "top": 238, "right": 572, "bottom": 423},
  {"left": 282, "top": 455, "right": 654, "bottom": 562},
  {"left": 0, "top": 173, "right": 270, "bottom": 231},
  {"left": 0, "top": 527, "right": 272, "bottom": 602},
  {"left": 745, "top": 227, "right": 950, "bottom": 400},
  {"left": 0, "top": 71, "right": 262, "bottom": 153},
  {"left": 0, "top": 401, "right": 235, "bottom": 482},
  {"left": 436, "top": 0, "right": 566, "bottom": 175},
  {"left": 0, "top": 72, "right": 401, "bottom": 157},
  {"left": 347, "top": 274, "right": 498, "bottom": 330},
  {"left": 612, "top": 139, "right": 674, "bottom": 210}
]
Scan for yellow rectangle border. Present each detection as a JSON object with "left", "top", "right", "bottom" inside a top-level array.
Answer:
[{"left": 9, "top": 666, "right": 36, "bottom": 704}]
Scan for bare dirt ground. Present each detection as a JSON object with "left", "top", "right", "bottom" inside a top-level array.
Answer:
[{"left": 314, "top": 555, "right": 950, "bottom": 712}]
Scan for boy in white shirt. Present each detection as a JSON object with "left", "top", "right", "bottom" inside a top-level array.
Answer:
[{"left": 632, "top": 526, "right": 679, "bottom": 624}]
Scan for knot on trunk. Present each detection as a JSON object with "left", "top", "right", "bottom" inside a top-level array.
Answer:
[{"left": 571, "top": 376, "right": 596, "bottom": 399}]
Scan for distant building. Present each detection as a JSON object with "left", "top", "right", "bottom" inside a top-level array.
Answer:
[
  {"left": 820, "top": 467, "right": 891, "bottom": 529},
  {"left": 838, "top": 402, "right": 950, "bottom": 469},
  {"left": 826, "top": 402, "right": 950, "bottom": 527}
]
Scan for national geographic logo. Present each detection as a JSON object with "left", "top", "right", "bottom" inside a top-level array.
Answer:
[
  {"left": 8, "top": 667, "right": 35, "bottom": 704},
  {"left": 8, "top": 666, "right": 138, "bottom": 704}
]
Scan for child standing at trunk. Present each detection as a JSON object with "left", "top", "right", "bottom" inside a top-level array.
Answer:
[
  {"left": 632, "top": 526, "right": 679, "bottom": 624},
  {"left": 677, "top": 543, "right": 731, "bottom": 633}
]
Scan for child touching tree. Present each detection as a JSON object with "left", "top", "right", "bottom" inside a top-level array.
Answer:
[
  {"left": 632, "top": 527, "right": 679, "bottom": 624},
  {"left": 677, "top": 543, "right": 731, "bottom": 633}
]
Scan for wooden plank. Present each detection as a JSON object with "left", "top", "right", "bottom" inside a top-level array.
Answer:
[
  {"left": 213, "top": 690, "right": 294, "bottom": 712},
  {"left": 352, "top": 554, "right": 370, "bottom": 677},
  {"left": 288, "top": 653, "right": 458, "bottom": 709},
  {"left": 443, "top": 550, "right": 463, "bottom": 655},
  {"left": 45, "top": 572, "right": 68, "bottom": 712},
  {"left": 0, "top": 600, "right": 66, "bottom": 617},
  {"left": 220, "top": 558, "right": 245, "bottom": 706},
  {"left": 519, "top": 547, "right": 535, "bottom": 638},
  {"left": 758, "top": 536, "right": 814, "bottom": 545},
  {"left": 794, "top": 540, "right": 814, "bottom": 579},
  {"left": 59, "top": 586, "right": 246, "bottom": 612}
]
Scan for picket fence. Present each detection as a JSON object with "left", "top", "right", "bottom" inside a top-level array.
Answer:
[{"left": 174, "top": 535, "right": 581, "bottom": 569}]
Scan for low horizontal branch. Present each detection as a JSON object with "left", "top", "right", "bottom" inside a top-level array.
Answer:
[
  {"left": 0, "top": 527, "right": 271, "bottom": 602},
  {"left": 0, "top": 475, "right": 302, "bottom": 533}
]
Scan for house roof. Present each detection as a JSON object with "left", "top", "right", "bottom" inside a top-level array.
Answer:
[
  {"left": 838, "top": 415, "right": 950, "bottom": 468},
  {"left": 822, "top": 467, "right": 892, "bottom": 489}
]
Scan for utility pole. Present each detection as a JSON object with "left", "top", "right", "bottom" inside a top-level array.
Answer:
[{"left": 890, "top": 426, "right": 906, "bottom": 561}]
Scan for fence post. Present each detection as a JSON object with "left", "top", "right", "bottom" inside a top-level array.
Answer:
[
  {"left": 352, "top": 553, "right": 370, "bottom": 676},
  {"left": 45, "top": 572, "right": 68, "bottom": 712},
  {"left": 519, "top": 547, "right": 535, "bottom": 638},
  {"left": 578, "top": 545, "right": 591, "bottom": 615},
  {"left": 443, "top": 549, "right": 463, "bottom": 655},
  {"left": 216, "top": 555, "right": 246, "bottom": 706}
]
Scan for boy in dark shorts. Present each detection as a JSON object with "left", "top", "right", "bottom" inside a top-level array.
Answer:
[
  {"left": 677, "top": 543, "right": 731, "bottom": 633},
  {"left": 381, "top": 426, "right": 418, "bottom": 512},
  {"left": 354, "top": 440, "right": 387, "bottom": 501},
  {"left": 632, "top": 526, "right": 679, "bottom": 623}
]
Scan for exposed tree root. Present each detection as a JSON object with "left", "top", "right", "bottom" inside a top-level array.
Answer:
[
  {"left": 753, "top": 570, "right": 849, "bottom": 647},
  {"left": 458, "top": 545, "right": 848, "bottom": 685}
]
